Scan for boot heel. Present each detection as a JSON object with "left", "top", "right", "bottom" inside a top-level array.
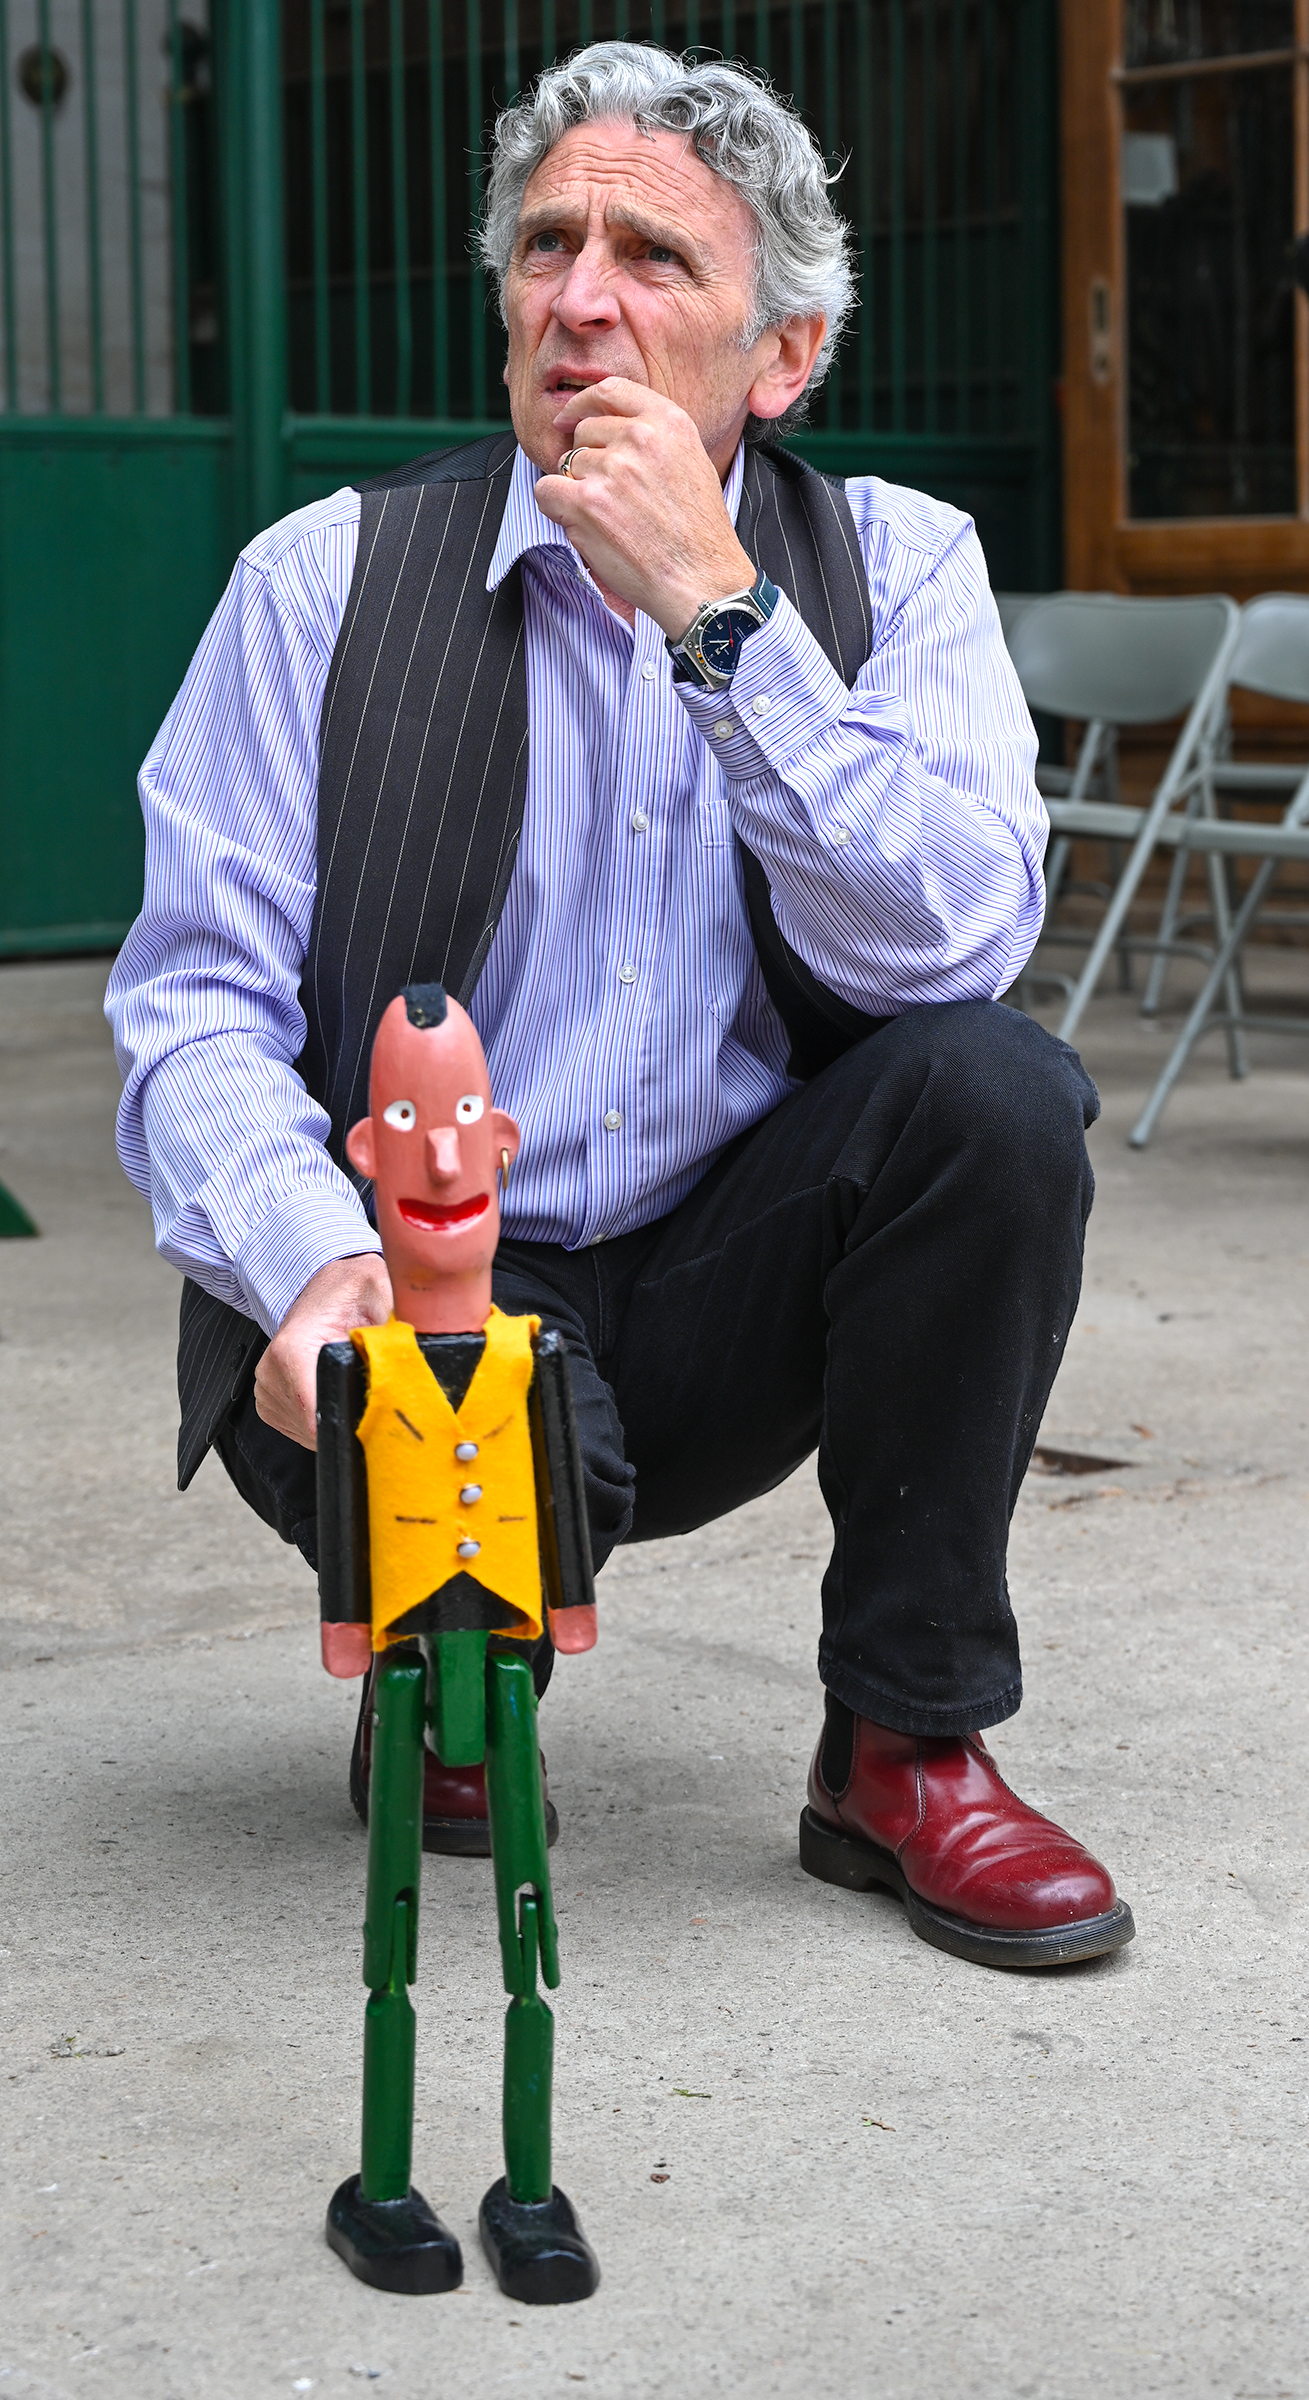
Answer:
[{"left": 798, "top": 1805, "right": 898, "bottom": 1894}]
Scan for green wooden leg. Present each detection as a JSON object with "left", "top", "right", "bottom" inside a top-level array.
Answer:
[
  {"left": 479, "top": 1648, "right": 598, "bottom": 2302},
  {"left": 325, "top": 1643, "right": 463, "bottom": 2294},
  {"left": 360, "top": 1649, "right": 425, "bottom": 2202}
]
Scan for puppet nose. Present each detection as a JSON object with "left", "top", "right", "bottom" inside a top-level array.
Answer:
[{"left": 426, "top": 1125, "right": 462, "bottom": 1180}]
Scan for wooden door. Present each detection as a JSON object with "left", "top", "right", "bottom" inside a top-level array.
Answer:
[{"left": 1062, "top": 0, "right": 1309, "bottom": 598}]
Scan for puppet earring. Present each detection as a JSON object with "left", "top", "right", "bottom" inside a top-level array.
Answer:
[{"left": 498, "top": 1147, "right": 512, "bottom": 1197}]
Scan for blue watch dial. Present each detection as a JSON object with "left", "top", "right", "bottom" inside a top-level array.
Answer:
[{"left": 700, "top": 609, "right": 760, "bottom": 678}]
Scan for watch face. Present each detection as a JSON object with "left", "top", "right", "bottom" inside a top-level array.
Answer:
[{"left": 700, "top": 607, "right": 758, "bottom": 679}]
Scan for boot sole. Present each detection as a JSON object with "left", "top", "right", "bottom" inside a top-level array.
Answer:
[{"left": 798, "top": 1806, "right": 1135, "bottom": 1969}]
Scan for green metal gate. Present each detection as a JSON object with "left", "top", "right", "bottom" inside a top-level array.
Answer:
[{"left": 0, "top": 0, "right": 1060, "bottom": 956}]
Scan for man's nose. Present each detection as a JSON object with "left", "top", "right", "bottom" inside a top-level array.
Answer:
[
  {"left": 551, "top": 238, "right": 622, "bottom": 335},
  {"left": 426, "top": 1125, "right": 462, "bottom": 1181}
]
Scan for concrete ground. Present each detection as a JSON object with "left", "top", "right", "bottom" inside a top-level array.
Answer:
[{"left": 1, "top": 954, "right": 1306, "bottom": 2400}]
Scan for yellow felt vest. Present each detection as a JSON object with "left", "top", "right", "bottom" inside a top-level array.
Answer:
[{"left": 351, "top": 1307, "right": 541, "bottom": 1651}]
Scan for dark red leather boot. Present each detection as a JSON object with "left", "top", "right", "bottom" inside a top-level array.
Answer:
[
  {"left": 801, "top": 1701, "right": 1133, "bottom": 1967},
  {"left": 350, "top": 1667, "right": 558, "bottom": 1857}
]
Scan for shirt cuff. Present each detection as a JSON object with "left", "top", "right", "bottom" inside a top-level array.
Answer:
[
  {"left": 672, "top": 592, "right": 851, "bottom": 779},
  {"left": 234, "top": 1190, "right": 383, "bottom": 1335}
]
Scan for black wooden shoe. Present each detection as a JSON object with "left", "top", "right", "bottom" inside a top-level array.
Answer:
[
  {"left": 478, "top": 2176, "right": 599, "bottom": 2304},
  {"left": 326, "top": 2175, "right": 462, "bottom": 2294}
]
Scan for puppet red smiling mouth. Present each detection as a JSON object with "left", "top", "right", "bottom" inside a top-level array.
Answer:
[{"left": 397, "top": 1193, "right": 491, "bottom": 1230}]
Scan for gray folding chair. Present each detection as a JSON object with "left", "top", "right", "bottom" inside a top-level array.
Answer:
[
  {"left": 1140, "top": 592, "right": 1309, "bottom": 1035},
  {"left": 1007, "top": 593, "right": 1241, "bottom": 1044},
  {"left": 1127, "top": 594, "right": 1309, "bottom": 1145}
]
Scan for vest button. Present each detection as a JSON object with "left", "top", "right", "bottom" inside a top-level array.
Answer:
[
  {"left": 456, "top": 1538, "right": 481, "bottom": 1559},
  {"left": 459, "top": 1483, "right": 483, "bottom": 1505},
  {"left": 455, "top": 1441, "right": 479, "bottom": 1461}
]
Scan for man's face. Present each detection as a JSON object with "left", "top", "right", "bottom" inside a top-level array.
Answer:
[
  {"left": 502, "top": 119, "right": 775, "bottom": 475},
  {"left": 345, "top": 996, "right": 519, "bottom": 1309}
]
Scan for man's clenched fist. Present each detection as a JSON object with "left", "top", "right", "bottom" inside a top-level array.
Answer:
[{"left": 254, "top": 1253, "right": 393, "bottom": 1449}]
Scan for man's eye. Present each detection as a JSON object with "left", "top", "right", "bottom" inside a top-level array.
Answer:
[
  {"left": 455, "top": 1094, "right": 485, "bottom": 1124},
  {"left": 529, "top": 231, "right": 564, "bottom": 254},
  {"left": 646, "top": 245, "right": 677, "bottom": 264},
  {"left": 383, "top": 1100, "right": 417, "bottom": 1130}
]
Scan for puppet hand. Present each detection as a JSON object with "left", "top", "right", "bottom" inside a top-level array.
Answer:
[{"left": 255, "top": 1253, "right": 393, "bottom": 1449}]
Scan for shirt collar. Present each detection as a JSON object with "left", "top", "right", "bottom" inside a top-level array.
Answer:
[{"left": 487, "top": 436, "right": 747, "bottom": 591}]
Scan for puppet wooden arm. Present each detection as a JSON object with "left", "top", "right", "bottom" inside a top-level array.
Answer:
[
  {"left": 317, "top": 1339, "right": 373, "bottom": 1676},
  {"left": 528, "top": 1328, "right": 597, "bottom": 1653}
]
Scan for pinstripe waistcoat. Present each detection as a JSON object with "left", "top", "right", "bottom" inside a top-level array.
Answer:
[{"left": 176, "top": 431, "right": 879, "bottom": 1489}]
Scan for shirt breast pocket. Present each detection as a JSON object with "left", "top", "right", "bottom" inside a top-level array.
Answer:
[{"left": 696, "top": 797, "right": 735, "bottom": 848}]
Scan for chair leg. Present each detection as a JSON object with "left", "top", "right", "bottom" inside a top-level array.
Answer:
[
  {"left": 1203, "top": 846, "right": 1249, "bottom": 1080},
  {"left": 1141, "top": 837, "right": 1195, "bottom": 1017},
  {"left": 1128, "top": 858, "right": 1279, "bottom": 1148}
]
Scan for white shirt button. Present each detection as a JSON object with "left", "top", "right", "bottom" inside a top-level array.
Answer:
[
  {"left": 640, "top": 661, "right": 656, "bottom": 681},
  {"left": 713, "top": 718, "right": 736, "bottom": 739},
  {"left": 630, "top": 809, "right": 649, "bottom": 832},
  {"left": 459, "top": 1484, "right": 482, "bottom": 1505},
  {"left": 617, "top": 962, "right": 637, "bottom": 985},
  {"left": 603, "top": 1109, "right": 623, "bottom": 1132},
  {"left": 456, "top": 1538, "right": 481, "bottom": 1560},
  {"left": 832, "top": 824, "right": 852, "bottom": 847},
  {"left": 454, "top": 1441, "right": 478, "bottom": 1462},
  {"left": 751, "top": 693, "right": 772, "bottom": 717}
]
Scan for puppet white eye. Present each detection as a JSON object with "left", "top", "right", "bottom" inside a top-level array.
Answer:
[
  {"left": 383, "top": 1100, "right": 417, "bottom": 1130},
  {"left": 455, "top": 1093, "right": 484, "bottom": 1124}
]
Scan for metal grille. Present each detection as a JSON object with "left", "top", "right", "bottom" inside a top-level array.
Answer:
[
  {"left": 281, "top": 0, "right": 1041, "bottom": 439},
  {"left": 0, "top": 0, "right": 219, "bottom": 413}
]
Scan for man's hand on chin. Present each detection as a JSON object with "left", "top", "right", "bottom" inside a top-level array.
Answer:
[
  {"left": 254, "top": 1253, "right": 393, "bottom": 1450},
  {"left": 533, "top": 379, "right": 758, "bottom": 636}
]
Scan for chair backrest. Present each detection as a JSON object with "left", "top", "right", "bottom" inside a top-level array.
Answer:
[
  {"left": 1227, "top": 593, "right": 1309, "bottom": 706},
  {"left": 993, "top": 590, "right": 1046, "bottom": 648},
  {"left": 1007, "top": 592, "right": 1239, "bottom": 725}
]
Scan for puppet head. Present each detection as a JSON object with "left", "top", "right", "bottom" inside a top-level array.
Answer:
[{"left": 345, "top": 985, "right": 521, "bottom": 1335}]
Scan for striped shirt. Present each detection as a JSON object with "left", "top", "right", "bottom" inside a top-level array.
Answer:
[{"left": 105, "top": 439, "right": 1046, "bottom": 1337}]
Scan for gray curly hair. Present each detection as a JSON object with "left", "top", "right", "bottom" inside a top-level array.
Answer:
[{"left": 480, "top": 41, "right": 855, "bottom": 434}]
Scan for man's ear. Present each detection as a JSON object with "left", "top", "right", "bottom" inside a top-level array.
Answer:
[
  {"left": 746, "top": 312, "right": 827, "bottom": 422},
  {"left": 345, "top": 1117, "right": 377, "bottom": 1178},
  {"left": 491, "top": 1108, "right": 521, "bottom": 1166}
]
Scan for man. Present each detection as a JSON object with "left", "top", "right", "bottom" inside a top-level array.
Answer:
[{"left": 107, "top": 43, "right": 1132, "bottom": 1969}]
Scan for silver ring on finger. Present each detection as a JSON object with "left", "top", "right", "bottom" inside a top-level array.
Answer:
[{"left": 559, "top": 446, "right": 581, "bottom": 478}]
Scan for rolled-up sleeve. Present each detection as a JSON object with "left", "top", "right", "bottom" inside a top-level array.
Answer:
[
  {"left": 104, "top": 492, "right": 380, "bottom": 1335},
  {"left": 676, "top": 482, "right": 1046, "bottom": 1010}
]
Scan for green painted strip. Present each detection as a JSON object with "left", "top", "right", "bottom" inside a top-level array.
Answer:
[
  {"left": 720, "top": 0, "right": 736, "bottom": 60},
  {"left": 889, "top": 0, "right": 905, "bottom": 432},
  {"left": 982, "top": 0, "right": 999, "bottom": 434},
  {"left": 856, "top": 0, "right": 873, "bottom": 430},
  {"left": 467, "top": 0, "right": 486, "bottom": 419},
  {"left": 922, "top": 0, "right": 938, "bottom": 433},
  {"left": 37, "top": 0, "right": 60, "bottom": 412},
  {"left": 310, "top": 0, "right": 330, "bottom": 411},
  {"left": 351, "top": 0, "right": 371, "bottom": 412},
  {"left": 753, "top": 0, "right": 770, "bottom": 74},
  {"left": 788, "top": 1, "right": 804, "bottom": 112},
  {"left": 540, "top": 0, "right": 557, "bottom": 70},
  {"left": 123, "top": 0, "right": 147, "bottom": 411},
  {"left": 389, "top": 0, "right": 411, "bottom": 414},
  {"left": 504, "top": 0, "right": 519, "bottom": 101},
  {"left": 429, "top": 0, "right": 448, "bottom": 416},
  {"left": 168, "top": 0, "right": 191, "bottom": 413},
  {"left": 0, "top": 0, "right": 16, "bottom": 411},
  {"left": 0, "top": 920, "right": 135, "bottom": 959},
  {"left": 80, "top": 0, "right": 104, "bottom": 412},
  {"left": 952, "top": 0, "right": 967, "bottom": 436},
  {"left": 0, "top": 412, "right": 230, "bottom": 447}
]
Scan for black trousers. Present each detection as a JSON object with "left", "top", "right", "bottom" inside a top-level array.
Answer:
[{"left": 214, "top": 1001, "right": 1097, "bottom": 1738}]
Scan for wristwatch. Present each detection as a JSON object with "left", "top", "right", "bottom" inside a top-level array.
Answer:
[{"left": 667, "top": 570, "right": 780, "bottom": 691}]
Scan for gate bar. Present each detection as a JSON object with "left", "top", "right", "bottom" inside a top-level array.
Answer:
[
  {"left": 351, "top": 0, "right": 371, "bottom": 411},
  {"left": 0, "top": 0, "right": 13, "bottom": 409},
  {"left": 429, "top": 0, "right": 448, "bottom": 415},
  {"left": 389, "top": 0, "right": 411, "bottom": 412},
  {"left": 311, "top": 0, "right": 330, "bottom": 411},
  {"left": 36, "top": 0, "right": 60, "bottom": 411},
  {"left": 168, "top": 0, "right": 191, "bottom": 412},
  {"left": 80, "top": 0, "right": 104, "bottom": 410},
  {"left": 124, "top": 0, "right": 146, "bottom": 410}
]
